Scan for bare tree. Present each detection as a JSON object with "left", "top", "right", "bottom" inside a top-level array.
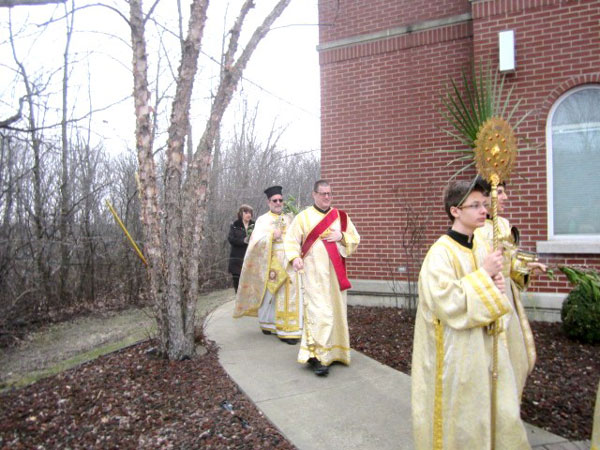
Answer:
[
  {"left": 1, "top": 9, "right": 146, "bottom": 333},
  {"left": 0, "top": 0, "right": 317, "bottom": 352},
  {"left": 0, "top": 136, "right": 17, "bottom": 298},
  {"left": 398, "top": 199, "right": 430, "bottom": 315},
  {"left": 8, "top": 14, "right": 54, "bottom": 311},
  {"left": 58, "top": 0, "right": 75, "bottom": 303},
  {"left": 129, "top": 0, "right": 292, "bottom": 359}
]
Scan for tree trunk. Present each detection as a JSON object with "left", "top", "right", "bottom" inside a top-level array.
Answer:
[
  {"left": 180, "top": 0, "right": 292, "bottom": 355},
  {"left": 129, "top": 0, "right": 168, "bottom": 353},
  {"left": 130, "top": 0, "right": 291, "bottom": 359},
  {"left": 9, "top": 24, "right": 53, "bottom": 311},
  {"left": 59, "top": 0, "right": 74, "bottom": 304},
  {"left": 0, "top": 137, "right": 15, "bottom": 288}
]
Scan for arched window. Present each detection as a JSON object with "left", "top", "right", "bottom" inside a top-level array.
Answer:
[{"left": 547, "top": 85, "right": 600, "bottom": 239}]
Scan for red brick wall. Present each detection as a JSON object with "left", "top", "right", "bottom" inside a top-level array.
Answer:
[
  {"left": 319, "top": 0, "right": 471, "bottom": 43},
  {"left": 318, "top": 0, "right": 600, "bottom": 293},
  {"left": 471, "top": 0, "right": 600, "bottom": 292},
  {"left": 319, "top": 15, "right": 474, "bottom": 281}
]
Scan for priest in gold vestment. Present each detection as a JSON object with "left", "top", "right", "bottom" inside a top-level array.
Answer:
[
  {"left": 233, "top": 186, "right": 302, "bottom": 343},
  {"left": 284, "top": 180, "right": 360, "bottom": 376},
  {"left": 412, "top": 180, "right": 531, "bottom": 450}
]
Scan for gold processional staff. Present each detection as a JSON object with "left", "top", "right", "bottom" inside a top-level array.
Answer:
[{"left": 474, "top": 116, "right": 517, "bottom": 450}]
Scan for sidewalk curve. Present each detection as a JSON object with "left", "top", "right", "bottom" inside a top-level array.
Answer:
[{"left": 205, "top": 300, "right": 587, "bottom": 450}]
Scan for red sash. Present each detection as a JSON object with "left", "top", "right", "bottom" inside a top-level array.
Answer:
[{"left": 301, "top": 208, "right": 351, "bottom": 291}]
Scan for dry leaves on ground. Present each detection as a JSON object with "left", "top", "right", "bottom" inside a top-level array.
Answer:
[
  {"left": 1, "top": 305, "right": 598, "bottom": 448},
  {"left": 0, "top": 338, "right": 294, "bottom": 449}
]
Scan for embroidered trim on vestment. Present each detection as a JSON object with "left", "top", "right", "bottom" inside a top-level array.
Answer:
[{"left": 434, "top": 318, "right": 444, "bottom": 450}]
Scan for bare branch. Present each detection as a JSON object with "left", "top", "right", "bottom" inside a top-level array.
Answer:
[
  {"left": 143, "top": 0, "right": 162, "bottom": 26},
  {"left": 0, "top": 97, "right": 25, "bottom": 128},
  {"left": 32, "top": 2, "right": 130, "bottom": 27},
  {"left": 0, "top": 0, "right": 65, "bottom": 6}
]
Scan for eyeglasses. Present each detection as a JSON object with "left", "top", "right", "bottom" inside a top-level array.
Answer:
[
  {"left": 315, "top": 192, "right": 332, "bottom": 197},
  {"left": 458, "top": 202, "right": 490, "bottom": 211},
  {"left": 271, "top": 198, "right": 284, "bottom": 203}
]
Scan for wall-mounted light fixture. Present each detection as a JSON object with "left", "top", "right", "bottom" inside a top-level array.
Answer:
[{"left": 498, "top": 30, "right": 515, "bottom": 72}]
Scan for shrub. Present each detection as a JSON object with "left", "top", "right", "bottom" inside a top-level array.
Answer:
[{"left": 560, "top": 266, "right": 600, "bottom": 344}]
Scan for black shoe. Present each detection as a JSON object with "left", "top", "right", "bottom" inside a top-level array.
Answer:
[
  {"left": 279, "top": 338, "right": 298, "bottom": 345},
  {"left": 307, "top": 357, "right": 318, "bottom": 368},
  {"left": 262, "top": 330, "right": 272, "bottom": 335},
  {"left": 312, "top": 360, "right": 329, "bottom": 376}
]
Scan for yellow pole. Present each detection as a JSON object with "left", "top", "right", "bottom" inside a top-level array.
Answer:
[
  {"left": 489, "top": 173, "right": 500, "bottom": 450},
  {"left": 475, "top": 118, "right": 517, "bottom": 450},
  {"left": 106, "top": 200, "right": 148, "bottom": 266}
]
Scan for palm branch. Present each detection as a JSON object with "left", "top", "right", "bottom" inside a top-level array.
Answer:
[{"left": 438, "top": 60, "right": 530, "bottom": 178}]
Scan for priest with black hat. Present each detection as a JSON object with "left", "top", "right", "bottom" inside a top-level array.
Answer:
[{"left": 233, "top": 185, "right": 302, "bottom": 344}]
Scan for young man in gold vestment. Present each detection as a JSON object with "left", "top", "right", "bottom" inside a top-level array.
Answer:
[{"left": 411, "top": 179, "right": 531, "bottom": 449}]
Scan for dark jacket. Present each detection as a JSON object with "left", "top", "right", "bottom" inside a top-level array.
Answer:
[{"left": 228, "top": 218, "right": 254, "bottom": 275}]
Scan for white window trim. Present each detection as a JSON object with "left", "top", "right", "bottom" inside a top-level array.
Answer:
[{"left": 539, "top": 85, "right": 600, "bottom": 254}]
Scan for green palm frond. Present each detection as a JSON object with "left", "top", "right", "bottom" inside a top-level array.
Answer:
[
  {"left": 511, "top": 108, "right": 532, "bottom": 130},
  {"left": 435, "top": 59, "right": 532, "bottom": 177},
  {"left": 447, "top": 160, "right": 476, "bottom": 180},
  {"left": 441, "top": 127, "right": 477, "bottom": 148}
]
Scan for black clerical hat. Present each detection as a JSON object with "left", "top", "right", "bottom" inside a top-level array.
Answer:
[{"left": 264, "top": 185, "right": 283, "bottom": 199}]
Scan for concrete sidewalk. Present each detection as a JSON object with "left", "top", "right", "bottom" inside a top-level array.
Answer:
[{"left": 205, "top": 300, "right": 589, "bottom": 450}]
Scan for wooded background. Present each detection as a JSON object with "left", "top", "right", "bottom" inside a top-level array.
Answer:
[{"left": 0, "top": 1, "right": 319, "bottom": 345}]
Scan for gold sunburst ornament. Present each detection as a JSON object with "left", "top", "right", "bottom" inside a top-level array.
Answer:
[
  {"left": 475, "top": 117, "right": 517, "bottom": 184},
  {"left": 474, "top": 117, "right": 518, "bottom": 249},
  {"left": 474, "top": 116, "right": 518, "bottom": 450}
]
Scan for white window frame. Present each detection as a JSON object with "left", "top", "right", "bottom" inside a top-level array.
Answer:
[{"left": 538, "top": 85, "right": 600, "bottom": 254}]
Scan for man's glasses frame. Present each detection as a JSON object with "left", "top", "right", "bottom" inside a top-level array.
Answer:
[
  {"left": 271, "top": 198, "right": 284, "bottom": 203},
  {"left": 458, "top": 202, "right": 490, "bottom": 211}
]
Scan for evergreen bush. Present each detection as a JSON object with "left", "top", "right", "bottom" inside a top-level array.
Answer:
[{"left": 559, "top": 266, "right": 600, "bottom": 344}]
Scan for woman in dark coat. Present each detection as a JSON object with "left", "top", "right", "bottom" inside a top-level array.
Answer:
[{"left": 228, "top": 204, "right": 254, "bottom": 292}]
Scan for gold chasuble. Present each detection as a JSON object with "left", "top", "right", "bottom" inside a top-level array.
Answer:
[
  {"left": 233, "top": 211, "right": 302, "bottom": 337},
  {"left": 412, "top": 234, "right": 531, "bottom": 450},
  {"left": 475, "top": 217, "right": 537, "bottom": 399},
  {"left": 284, "top": 206, "right": 360, "bottom": 366}
]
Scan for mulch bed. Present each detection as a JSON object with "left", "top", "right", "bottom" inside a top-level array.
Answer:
[
  {"left": 348, "top": 305, "right": 600, "bottom": 442},
  {"left": 0, "top": 306, "right": 598, "bottom": 447},
  {"left": 0, "top": 338, "right": 294, "bottom": 449}
]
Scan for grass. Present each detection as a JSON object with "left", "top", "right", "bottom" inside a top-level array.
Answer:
[
  {"left": 0, "top": 328, "right": 153, "bottom": 392},
  {"left": 0, "top": 289, "right": 232, "bottom": 392}
]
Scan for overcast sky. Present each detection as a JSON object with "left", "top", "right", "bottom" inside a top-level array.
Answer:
[{"left": 0, "top": 0, "right": 321, "bottom": 156}]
